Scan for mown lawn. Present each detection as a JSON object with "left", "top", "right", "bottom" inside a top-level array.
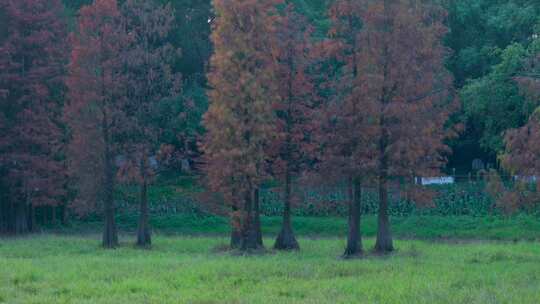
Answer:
[{"left": 1, "top": 235, "right": 539, "bottom": 303}]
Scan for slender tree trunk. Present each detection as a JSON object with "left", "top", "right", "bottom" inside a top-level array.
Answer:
[
  {"left": 241, "top": 189, "right": 254, "bottom": 250},
  {"left": 344, "top": 177, "right": 363, "bottom": 257},
  {"left": 230, "top": 204, "right": 242, "bottom": 249},
  {"left": 29, "top": 205, "right": 36, "bottom": 232},
  {"left": 375, "top": 0, "right": 394, "bottom": 254},
  {"left": 253, "top": 188, "right": 263, "bottom": 246},
  {"left": 15, "top": 202, "right": 28, "bottom": 235},
  {"left": 274, "top": 168, "right": 299, "bottom": 250},
  {"left": 136, "top": 176, "right": 151, "bottom": 248},
  {"left": 61, "top": 203, "right": 69, "bottom": 225},
  {"left": 42, "top": 206, "right": 48, "bottom": 226},
  {"left": 0, "top": 201, "right": 5, "bottom": 234},
  {"left": 240, "top": 187, "right": 263, "bottom": 251},
  {"left": 375, "top": 172, "right": 393, "bottom": 253},
  {"left": 0, "top": 197, "right": 5, "bottom": 234},
  {"left": 51, "top": 206, "right": 57, "bottom": 224},
  {"left": 102, "top": 149, "right": 118, "bottom": 249},
  {"left": 4, "top": 200, "right": 14, "bottom": 235}
]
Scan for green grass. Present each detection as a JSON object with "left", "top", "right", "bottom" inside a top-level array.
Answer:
[
  {"left": 1, "top": 235, "right": 540, "bottom": 303},
  {"left": 61, "top": 214, "right": 540, "bottom": 241}
]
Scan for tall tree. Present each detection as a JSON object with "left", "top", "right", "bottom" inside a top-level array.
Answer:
[
  {"left": 0, "top": 0, "right": 68, "bottom": 235},
  {"left": 270, "top": 4, "right": 317, "bottom": 251},
  {"left": 65, "top": 0, "right": 130, "bottom": 248},
  {"left": 162, "top": 0, "right": 212, "bottom": 82},
  {"left": 202, "top": 0, "right": 281, "bottom": 251},
  {"left": 119, "top": 0, "right": 182, "bottom": 248},
  {"left": 444, "top": 0, "right": 540, "bottom": 168},
  {"left": 315, "top": 0, "right": 378, "bottom": 257},
  {"left": 355, "top": 0, "right": 456, "bottom": 253},
  {"left": 460, "top": 43, "right": 532, "bottom": 158},
  {"left": 515, "top": 35, "right": 540, "bottom": 102}
]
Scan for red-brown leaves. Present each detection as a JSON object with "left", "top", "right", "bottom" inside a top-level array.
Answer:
[
  {"left": 314, "top": 0, "right": 457, "bottom": 209},
  {"left": 202, "top": 0, "right": 282, "bottom": 205},
  {"left": 267, "top": 4, "right": 317, "bottom": 182},
  {"left": 314, "top": 0, "right": 376, "bottom": 182},
  {"left": 65, "top": 0, "right": 130, "bottom": 215},
  {"left": 0, "top": 0, "right": 68, "bottom": 209},
  {"left": 119, "top": 0, "right": 181, "bottom": 185},
  {"left": 502, "top": 113, "right": 540, "bottom": 177},
  {"left": 355, "top": 0, "right": 456, "bottom": 179}
]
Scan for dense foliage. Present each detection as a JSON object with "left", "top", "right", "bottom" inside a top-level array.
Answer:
[{"left": 0, "top": 0, "right": 68, "bottom": 235}]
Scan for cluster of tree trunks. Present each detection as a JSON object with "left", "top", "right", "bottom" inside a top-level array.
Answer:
[
  {"left": 230, "top": 188, "right": 263, "bottom": 251},
  {"left": 0, "top": 202, "right": 68, "bottom": 236},
  {"left": 0, "top": 202, "right": 29, "bottom": 235},
  {"left": 274, "top": 171, "right": 299, "bottom": 250}
]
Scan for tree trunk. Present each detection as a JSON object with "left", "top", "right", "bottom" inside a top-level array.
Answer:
[
  {"left": 343, "top": 177, "right": 362, "bottom": 257},
  {"left": 42, "top": 206, "right": 48, "bottom": 226},
  {"left": 136, "top": 177, "right": 151, "bottom": 248},
  {"left": 230, "top": 204, "right": 242, "bottom": 249},
  {"left": 240, "top": 188, "right": 263, "bottom": 251},
  {"left": 375, "top": 173, "right": 393, "bottom": 253},
  {"left": 253, "top": 188, "right": 263, "bottom": 246},
  {"left": 0, "top": 198, "right": 6, "bottom": 234},
  {"left": 29, "top": 205, "right": 36, "bottom": 232},
  {"left": 274, "top": 169, "right": 299, "bottom": 250},
  {"left": 61, "top": 203, "right": 69, "bottom": 225},
  {"left": 51, "top": 206, "right": 57, "bottom": 224},
  {"left": 102, "top": 151, "right": 118, "bottom": 249},
  {"left": 14, "top": 203, "right": 29, "bottom": 235}
]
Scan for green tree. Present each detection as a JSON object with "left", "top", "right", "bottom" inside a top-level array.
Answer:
[{"left": 461, "top": 40, "right": 540, "bottom": 158}]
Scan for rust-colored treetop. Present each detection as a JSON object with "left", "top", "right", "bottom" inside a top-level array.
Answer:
[
  {"left": 268, "top": 4, "right": 317, "bottom": 180},
  {"left": 356, "top": 0, "right": 457, "bottom": 179},
  {"left": 0, "top": 0, "right": 68, "bottom": 206},
  {"left": 202, "top": 0, "right": 283, "bottom": 202},
  {"left": 65, "top": 0, "right": 131, "bottom": 215}
]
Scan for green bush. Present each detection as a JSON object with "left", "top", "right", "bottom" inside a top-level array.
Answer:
[
  {"left": 111, "top": 178, "right": 537, "bottom": 219},
  {"left": 259, "top": 182, "right": 498, "bottom": 217}
]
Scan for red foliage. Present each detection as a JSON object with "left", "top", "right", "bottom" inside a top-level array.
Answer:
[
  {"left": 117, "top": 0, "right": 181, "bottom": 183},
  {"left": 202, "top": 0, "right": 281, "bottom": 203},
  {"left": 268, "top": 4, "right": 317, "bottom": 181},
  {"left": 316, "top": 0, "right": 378, "bottom": 181},
  {"left": 121, "top": 0, "right": 182, "bottom": 247},
  {"left": 0, "top": 0, "right": 68, "bottom": 233},
  {"left": 354, "top": 0, "right": 457, "bottom": 180},
  {"left": 503, "top": 114, "right": 540, "bottom": 178},
  {"left": 201, "top": 0, "right": 283, "bottom": 249},
  {"left": 65, "top": 0, "right": 130, "bottom": 216},
  {"left": 322, "top": 0, "right": 457, "bottom": 252},
  {"left": 500, "top": 115, "right": 540, "bottom": 213}
]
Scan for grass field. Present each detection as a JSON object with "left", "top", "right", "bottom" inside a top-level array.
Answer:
[
  {"left": 60, "top": 214, "right": 540, "bottom": 241},
  {"left": 1, "top": 234, "right": 540, "bottom": 304}
]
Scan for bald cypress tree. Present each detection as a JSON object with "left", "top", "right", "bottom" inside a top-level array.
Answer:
[
  {"left": 66, "top": 0, "right": 130, "bottom": 248},
  {"left": 315, "top": 0, "right": 378, "bottom": 257},
  {"left": 0, "top": 0, "right": 68, "bottom": 235},
  {"left": 120, "top": 0, "right": 181, "bottom": 248},
  {"left": 354, "top": 0, "right": 457, "bottom": 253},
  {"left": 202, "top": 0, "right": 281, "bottom": 251},
  {"left": 270, "top": 4, "right": 318, "bottom": 251}
]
